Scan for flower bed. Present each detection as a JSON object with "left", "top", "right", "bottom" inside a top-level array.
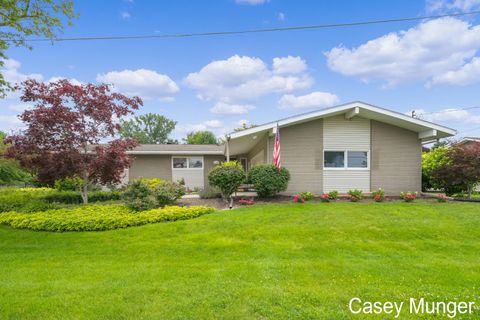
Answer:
[{"left": 0, "top": 204, "right": 215, "bottom": 232}]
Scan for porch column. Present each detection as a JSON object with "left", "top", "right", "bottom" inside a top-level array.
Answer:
[{"left": 226, "top": 135, "right": 230, "bottom": 162}]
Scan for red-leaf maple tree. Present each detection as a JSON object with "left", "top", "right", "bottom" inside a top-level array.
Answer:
[{"left": 5, "top": 79, "right": 143, "bottom": 203}]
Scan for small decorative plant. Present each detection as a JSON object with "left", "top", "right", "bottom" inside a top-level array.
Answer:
[
  {"left": 320, "top": 193, "right": 332, "bottom": 203},
  {"left": 371, "top": 188, "right": 385, "bottom": 202},
  {"left": 436, "top": 194, "right": 448, "bottom": 203},
  {"left": 347, "top": 189, "right": 363, "bottom": 202},
  {"left": 298, "top": 191, "right": 314, "bottom": 201},
  {"left": 238, "top": 198, "right": 255, "bottom": 205},
  {"left": 292, "top": 195, "right": 305, "bottom": 203},
  {"left": 400, "top": 191, "right": 418, "bottom": 202},
  {"left": 328, "top": 190, "right": 339, "bottom": 200}
]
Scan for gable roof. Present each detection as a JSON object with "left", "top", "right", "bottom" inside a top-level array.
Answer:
[{"left": 226, "top": 101, "right": 457, "bottom": 155}]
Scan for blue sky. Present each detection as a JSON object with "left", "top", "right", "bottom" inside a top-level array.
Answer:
[{"left": 2, "top": 0, "right": 480, "bottom": 140}]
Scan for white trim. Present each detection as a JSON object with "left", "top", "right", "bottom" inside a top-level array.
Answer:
[
  {"left": 171, "top": 156, "right": 204, "bottom": 170},
  {"left": 418, "top": 129, "right": 437, "bottom": 139},
  {"left": 345, "top": 106, "right": 360, "bottom": 120},
  {"left": 323, "top": 149, "right": 370, "bottom": 170},
  {"left": 228, "top": 101, "right": 456, "bottom": 139}
]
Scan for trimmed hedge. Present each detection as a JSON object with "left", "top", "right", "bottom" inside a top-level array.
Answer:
[
  {"left": 0, "top": 204, "right": 215, "bottom": 232},
  {"left": 42, "top": 190, "right": 122, "bottom": 204},
  {"left": 0, "top": 188, "right": 57, "bottom": 212}
]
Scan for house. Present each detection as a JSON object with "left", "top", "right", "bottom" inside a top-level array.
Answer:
[
  {"left": 126, "top": 101, "right": 456, "bottom": 195},
  {"left": 457, "top": 137, "right": 480, "bottom": 150}
]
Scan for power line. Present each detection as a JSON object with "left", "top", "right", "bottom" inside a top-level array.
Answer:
[{"left": 2, "top": 10, "right": 480, "bottom": 43}]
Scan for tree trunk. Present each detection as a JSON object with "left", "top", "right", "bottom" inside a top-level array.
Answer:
[{"left": 467, "top": 184, "right": 473, "bottom": 199}]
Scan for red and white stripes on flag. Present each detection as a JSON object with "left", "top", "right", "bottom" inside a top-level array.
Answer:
[{"left": 273, "top": 123, "right": 281, "bottom": 171}]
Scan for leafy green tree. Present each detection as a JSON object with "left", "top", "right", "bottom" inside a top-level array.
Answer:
[
  {"left": 422, "top": 147, "right": 450, "bottom": 191},
  {"left": 208, "top": 161, "right": 245, "bottom": 207},
  {"left": 185, "top": 130, "right": 218, "bottom": 144},
  {"left": 0, "top": 0, "right": 77, "bottom": 97},
  {"left": 0, "top": 131, "right": 31, "bottom": 185},
  {"left": 120, "top": 113, "right": 177, "bottom": 144}
]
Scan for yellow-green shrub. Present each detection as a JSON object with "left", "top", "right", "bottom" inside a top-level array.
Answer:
[{"left": 0, "top": 204, "right": 215, "bottom": 232}]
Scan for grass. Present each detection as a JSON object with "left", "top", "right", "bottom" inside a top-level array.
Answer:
[{"left": 1, "top": 201, "right": 479, "bottom": 319}]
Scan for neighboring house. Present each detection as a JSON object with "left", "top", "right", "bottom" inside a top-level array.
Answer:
[
  {"left": 457, "top": 137, "right": 480, "bottom": 149},
  {"left": 126, "top": 101, "right": 456, "bottom": 194}
]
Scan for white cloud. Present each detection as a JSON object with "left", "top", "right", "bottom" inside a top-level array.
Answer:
[
  {"left": 277, "top": 12, "right": 286, "bottom": 21},
  {"left": 272, "top": 56, "right": 306, "bottom": 74},
  {"left": 413, "top": 108, "right": 480, "bottom": 124},
  {"left": 235, "top": 0, "right": 269, "bottom": 5},
  {"left": 210, "top": 102, "right": 255, "bottom": 114},
  {"left": 185, "top": 55, "right": 313, "bottom": 103},
  {"left": 325, "top": 17, "right": 480, "bottom": 87},
  {"left": 0, "top": 115, "right": 21, "bottom": 124},
  {"left": 203, "top": 119, "right": 223, "bottom": 128},
  {"left": 238, "top": 119, "right": 250, "bottom": 126},
  {"left": 429, "top": 56, "right": 480, "bottom": 86},
  {"left": 1, "top": 58, "right": 43, "bottom": 84},
  {"left": 120, "top": 11, "right": 131, "bottom": 20},
  {"left": 175, "top": 119, "right": 227, "bottom": 138},
  {"left": 96, "top": 69, "right": 179, "bottom": 100},
  {"left": 426, "top": 0, "right": 480, "bottom": 12},
  {"left": 47, "top": 76, "right": 82, "bottom": 85},
  {"left": 278, "top": 91, "right": 339, "bottom": 109}
]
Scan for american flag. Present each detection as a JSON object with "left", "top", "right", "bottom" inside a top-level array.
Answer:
[{"left": 273, "top": 123, "right": 281, "bottom": 171}]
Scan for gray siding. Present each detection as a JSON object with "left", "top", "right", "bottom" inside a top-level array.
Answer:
[
  {"left": 203, "top": 155, "right": 225, "bottom": 188},
  {"left": 129, "top": 155, "right": 172, "bottom": 181},
  {"left": 371, "top": 120, "right": 422, "bottom": 194},
  {"left": 267, "top": 119, "right": 324, "bottom": 195},
  {"left": 247, "top": 133, "right": 268, "bottom": 164}
]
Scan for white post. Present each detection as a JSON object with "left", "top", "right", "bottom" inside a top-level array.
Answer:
[{"left": 226, "top": 135, "right": 230, "bottom": 162}]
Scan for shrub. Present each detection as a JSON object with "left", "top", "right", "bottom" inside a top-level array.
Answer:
[
  {"left": 238, "top": 198, "right": 255, "bottom": 205},
  {"left": 292, "top": 195, "right": 304, "bottom": 203},
  {"left": 247, "top": 164, "right": 290, "bottom": 198},
  {"left": 153, "top": 180, "right": 186, "bottom": 207},
  {"left": 298, "top": 191, "right": 314, "bottom": 201},
  {"left": 123, "top": 179, "right": 185, "bottom": 211},
  {"left": 320, "top": 193, "right": 332, "bottom": 203},
  {"left": 400, "top": 191, "right": 418, "bottom": 202},
  {"left": 208, "top": 161, "right": 245, "bottom": 200},
  {"left": 347, "top": 189, "right": 363, "bottom": 202},
  {"left": 43, "top": 190, "right": 122, "bottom": 204},
  {"left": 54, "top": 176, "right": 84, "bottom": 191},
  {"left": 371, "top": 188, "right": 385, "bottom": 202},
  {"left": 328, "top": 190, "right": 339, "bottom": 200},
  {"left": 0, "top": 204, "right": 215, "bottom": 232},
  {"left": 199, "top": 187, "right": 221, "bottom": 199},
  {"left": 0, "top": 187, "right": 56, "bottom": 212}
]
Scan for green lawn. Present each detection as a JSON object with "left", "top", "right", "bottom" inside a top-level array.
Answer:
[{"left": 1, "top": 201, "right": 479, "bottom": 319}]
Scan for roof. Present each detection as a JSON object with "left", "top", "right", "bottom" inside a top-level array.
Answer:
[
  {"left": 128, "top": 144, "right": 224, "bottom": 155},
  {"left": 457, "top": 137, "right": 480, "bottom": 146},
  {"left": 227, "top": 101, "right": 457, "bottom": 155}
]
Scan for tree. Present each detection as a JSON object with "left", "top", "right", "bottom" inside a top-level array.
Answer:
[
  {"left": 233, "top": 123, "right": 258, "bottom": 132},
  {"left": 0, "top": 0, "right": 77, "bottom": 97},
  {"left": 208, "top": 161, "right": 245, "bottom": 208},
  {"left": 432, "top": 145, "right": 480, "bottom": 197},
  {"left": 422, "top": 147, "right": 450, "bottom": 191},
  {"left": 4, "top": 79, "right": 142, "bottom": 203},
  {"left": 185, "top": 130, "right": 218, "bottom": 144},
  {"left": 119, "top": 113, "right": 177, "bottom": 144},
  {"left": 0, "top": 131, "right": 31, "bottom": 185}
]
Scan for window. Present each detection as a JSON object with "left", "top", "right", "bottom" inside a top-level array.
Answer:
[
  {"left": 324, "top": 151, "right": 369, "bottom": 169},
  {"left": 188, "top": 157, "right": 203, "bottom": 168},
  {"left": 324, "top": 151, "right": 345, "bottom": 168},
  {"left": 173, "top": 157, "right": 188, "bottom": 168},
  {"left": 173, "top": 157, "right": 203, "bottom": 169},
  {"left": 348, "top": 151, "right": 368, "bottom": 168}
]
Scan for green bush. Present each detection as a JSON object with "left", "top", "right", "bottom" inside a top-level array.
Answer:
[
  {"left": 199, "top": 187, "right": 221, "bottom": 199},
  {"left": 208, "top": 161, "right": 245, "bottom": 200},
  {"left": 371, "top": 188, "right": 385, "bottom": 202},
  {"left": 0, "top": 187, "right": 56, "bottom": 212},
  {"left": 54, "top": 176, "right": 84, "bottom": 191},
  {"left": 123, "top": 179, "right": 185, "bottom": 211},
  {"left": 347, "top": 189, "right": 363, "bottom": 202},
  {"left": 43, "top": 190, "right": 122, "bottom": 204},
  {"left": 0, "top": 204, "right": 215, "bottom": 232},
  {"left": 247, "top": 164, "right": 290, "bottom": 198},
  {"left": 298, "top": 191, "right": 314, "bottom": 201},
  {"left": 328, "top": 190, "right": 339, "bottom": 200}
]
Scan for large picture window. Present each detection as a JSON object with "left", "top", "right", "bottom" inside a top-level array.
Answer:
[
  {"left": 173, "top": 157, "right": 203, "bottom": 169},
  {"left": 324, "top": 151, "right": 369, "bottom": 169}
]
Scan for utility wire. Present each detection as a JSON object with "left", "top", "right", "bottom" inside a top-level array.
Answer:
[{"left": 2, "top": 10, "right": 480, "bottom": 42}]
